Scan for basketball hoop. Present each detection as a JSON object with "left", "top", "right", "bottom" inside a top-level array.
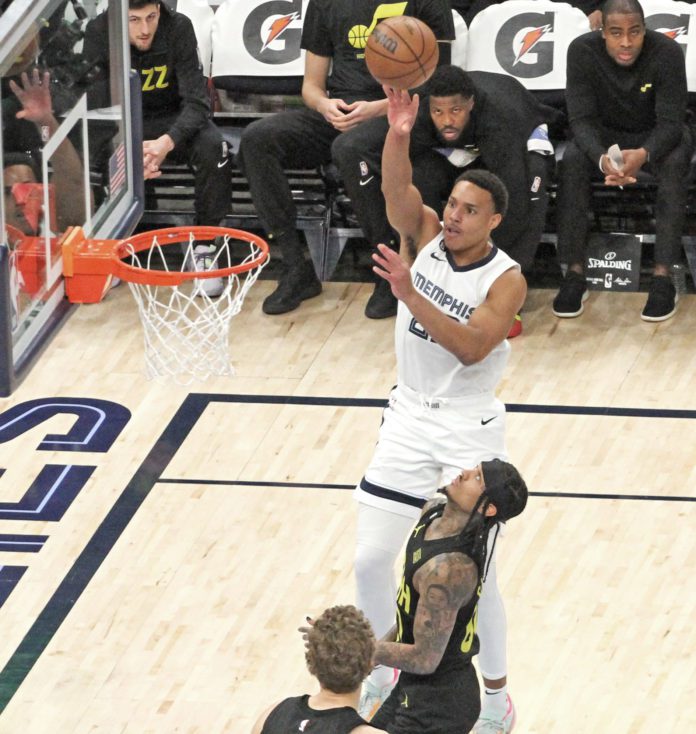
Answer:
[{"left": 62, "top": 226, "right": 269, "bottom": 383}]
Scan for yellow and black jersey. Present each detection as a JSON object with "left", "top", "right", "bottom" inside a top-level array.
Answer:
[{"left": 396, "top": 503, "right": 482, "bottom": 678}]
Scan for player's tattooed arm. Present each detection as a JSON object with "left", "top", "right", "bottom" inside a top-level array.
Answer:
[{"left": 374, "top": 552, "right": 477, "bottom": 675}]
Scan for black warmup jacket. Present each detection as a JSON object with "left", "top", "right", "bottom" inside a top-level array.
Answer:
[
  {"left": 410, "top": 70, "right": 561, "bottom": 208},
  {"left": 565, "top": 29, "right": 688, "bottom": 163}
]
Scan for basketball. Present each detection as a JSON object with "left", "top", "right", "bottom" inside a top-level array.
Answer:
[{"left": 364, "top": 16, "right": 439, "bottom": 90}]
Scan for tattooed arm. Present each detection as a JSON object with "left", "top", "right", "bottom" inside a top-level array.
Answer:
[{"left": 373, "top": 552, "right": 478, "bottom": 675}]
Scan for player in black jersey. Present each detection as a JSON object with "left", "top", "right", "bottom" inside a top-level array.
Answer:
[
  {"left": 253, "top": 605, "right": 387, "bottom": 734},
  {"left": 370, "top": 459, "right": 528, "bottom": 734}
]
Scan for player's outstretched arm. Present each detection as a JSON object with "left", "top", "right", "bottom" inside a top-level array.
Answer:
[
  {"left": 373, "top": 552, "right": 478, "bottom": 675},
  {"left": 381, "top": 86, "right": 440, "bottom": 264},
  {"left": 10, "top": 68, "right": 90, "bottom": 229}
]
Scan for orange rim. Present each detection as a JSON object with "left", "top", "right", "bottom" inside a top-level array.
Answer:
[{"left": 112, "top": 226, "right": 269, "bottom": 286}]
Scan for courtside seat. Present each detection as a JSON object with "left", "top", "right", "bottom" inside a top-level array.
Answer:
[
  {"left": 465, "top": 0, "right": 589, "bottom": 108},
  {"left": 171, "top": 0, "right": 214, "bottom": 77},
  {"left": 642, "top": 0, "right": 696, "bottom": 97},
  {"left": 451, "top": 10, "right": 468, "bottom": 68},
  {"left": 211, "top": 0, "right": 308, "bottom": 95}
]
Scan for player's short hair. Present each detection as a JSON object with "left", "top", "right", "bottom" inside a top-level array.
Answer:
[
  {"left": 128, "top": 0, "right": 160, "bottom": 9},
  {"left": 453, "top": 169, "right": 509, "bottom": 217},
  {"left": 426, "top": 64, "right": 476, "bottom": 100},
  {"left": 305, "top": 605, "right": 375, "bottom": 694},
  {"left": 601, "top": 0, "right": 645, "bottom": 25}
]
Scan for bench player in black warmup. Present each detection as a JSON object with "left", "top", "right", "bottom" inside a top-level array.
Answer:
[
  {"left": 84, "top": 1, "right": 232, "bottom": 293},
  {"left": 252, "top": 605, "right": 386, "bottom": 733},
  {"left": 553, "top": 0, "right": 693, "bottom": 322},
  {"left": 370, "top": 460, "right": 528, "bottom": 734}
]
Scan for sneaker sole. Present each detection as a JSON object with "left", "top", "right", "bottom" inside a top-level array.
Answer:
[
  {"left": 552, "top": 290, "right": 589, "bottom": 318},
  {"left": 640, "top": 308, "right": 677, "bottom": 322}
]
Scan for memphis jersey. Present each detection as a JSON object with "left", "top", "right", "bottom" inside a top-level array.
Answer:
[
  {"left": 395, "top": 503, "right": 482, "bottom": 677},
  {"left": 395, "top": 234, "right": 519, "bottom": 397}
]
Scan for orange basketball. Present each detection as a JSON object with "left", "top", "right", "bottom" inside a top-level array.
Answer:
[{"left": 365, "top": 16, "right": 439, "bottom": 90}]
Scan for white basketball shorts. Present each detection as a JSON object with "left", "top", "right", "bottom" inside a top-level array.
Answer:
[{"left": 354, "top": 382, "right": 507, "bottom": 517}]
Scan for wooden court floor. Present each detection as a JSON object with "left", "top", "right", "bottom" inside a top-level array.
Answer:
[{"left": 0, "top": 281, "right": 694, "bottom": 733}]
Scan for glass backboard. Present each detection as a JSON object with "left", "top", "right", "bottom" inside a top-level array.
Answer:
[{"left": 0, "top": 0, "right": 143, "bottom": 394}]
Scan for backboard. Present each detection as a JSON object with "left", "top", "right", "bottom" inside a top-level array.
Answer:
[{"left": 0, "top": 0, "right": 144, "bottom": 395}]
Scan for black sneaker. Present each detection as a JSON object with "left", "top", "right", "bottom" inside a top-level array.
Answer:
[
  {"left": 641, "top": 275, "right": 677, "bottom": 322},
  {"left": 552, "top": 271, "right": 588, "bottom": 318},
  {"left": 365, "top": 278, "right": 397, "bottom": 319},
  {"left": 262, "top": 261, "right": 322, "bottom": 315}
]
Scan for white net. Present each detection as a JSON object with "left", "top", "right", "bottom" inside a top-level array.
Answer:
[{"left": 123, "top": 231, "right": 267, "bottom": 384}]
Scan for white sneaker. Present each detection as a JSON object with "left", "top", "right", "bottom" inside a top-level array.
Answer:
[
  {"left": 472, "top": 694, "right": 516, "bottom": 733},
  {"left": 358, "top": 671, "right": 398, "bottom": 720},
  {"left": 191, "top": 244, "right": 224, "bottom": 297}
]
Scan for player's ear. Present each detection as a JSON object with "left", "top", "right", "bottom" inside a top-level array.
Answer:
[
  {"left": 484, "top": 502, "right": 498, "bottom": 518},
  {"left": 489, "top": 212, "right": 502, "bottom": 231}
]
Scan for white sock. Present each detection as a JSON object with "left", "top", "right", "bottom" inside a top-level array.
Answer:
[
  {"left": 477, "top": 527, "right": 508, "bottom": 678},
  {"left": 481, "top": 684, "right": 508, "bottom": 717}
]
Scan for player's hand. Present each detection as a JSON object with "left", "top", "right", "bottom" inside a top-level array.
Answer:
[
  {"left": 331, "top": 100, "right": 384, "bottom": 130},
  {"left": 599, "top": 153, "right": 623, "bottom": 178},
  {"left": 143, "top": 134, "right": 174, "bottom": 180},
  {"left": 620, "top": 148, "right": 648, "bottom": 179},
  {"left": 317, "top": 97, "right": 350, "bottom": 127},
  {"left": 604, "top": 173, "right": 636, "bottom": 187},
  {"left": 10, "top": 69, "right": 54, "bottom": 126},
  {"left": 384, "top": 85, "right": 419, "bottom": 136},
  {"left": 600, "top": 152, "right": 636, "bottom": 187},
  {"left": 372, "top": 243, "right": 415, "bottom": 302}
]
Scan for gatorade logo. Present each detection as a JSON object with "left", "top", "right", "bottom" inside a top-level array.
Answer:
[
  {"left": 645, "top": 13, "right": 690, "bottom": 56},
  {"left": 243, "top": 0, "right": 305, "bottom": 64},
  {"left": 347, "top": 1, "right": 407, "bottom": 51},
  {"left": 494, "top": 12, "right": 555, "bottom": 77}
]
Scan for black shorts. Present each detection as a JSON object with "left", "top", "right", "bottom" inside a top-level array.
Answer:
[{"left": 371, "top": 664, "right": 480, "bottom": 734}]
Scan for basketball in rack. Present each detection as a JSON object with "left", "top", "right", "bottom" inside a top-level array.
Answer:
[{"left": 61, "top": 225, "right": 269, "bottom": 383}]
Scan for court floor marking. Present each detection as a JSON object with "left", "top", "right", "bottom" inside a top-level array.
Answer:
[
  {"left": 157, "top": 477, "right": 696, "bottom": 503},
  {"left": 1, "top": 392, "right": 694, "bottom": 712}
]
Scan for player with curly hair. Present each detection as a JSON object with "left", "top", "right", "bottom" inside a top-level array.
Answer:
[{"left": 252, "top": 605, "right": 387, "bottom": 733}]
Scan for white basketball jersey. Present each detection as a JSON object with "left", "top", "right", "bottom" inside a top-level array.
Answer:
[{"left": 395, "top": 234, "right": 519, "bottom": 397}]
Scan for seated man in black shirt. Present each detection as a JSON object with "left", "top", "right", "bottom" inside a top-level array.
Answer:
[
  {"left": 408, "top": 66, "right": 557, "bottom": 276},
  {"left": 237, "top": 0, "right": 454, "bottom": 319},
  {"left": 84, "top": 0, "right": 232, "bottom": 295},
  {"left": 553, "top": 0, "right": 693, "bottom": 322},
  {"left": 252, "top": 605, "right": 386, "bottom": 734}
]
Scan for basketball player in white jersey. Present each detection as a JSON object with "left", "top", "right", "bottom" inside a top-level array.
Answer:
[{"left": 354, "top": 86, "right": 526, "bottom": 734}]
